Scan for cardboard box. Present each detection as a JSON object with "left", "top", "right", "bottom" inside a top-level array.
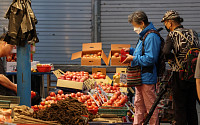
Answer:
[
  {"left": 53, "top": 69, "right": 94, "bottom": 90},
  {"left": 108, "top": 44, "right": 131, "bottom": 66},
  {"left": 71, "top": 43, "right": 108, "bottom": 66},
  {"left": 92, "top": 68, "right": 106, "bottom": 75},
  {"left": 90, "top": 68, "right": 112, "bottom": 84},
  {"left": 57, "top": 79, "right": 83, "bottom": 90}
]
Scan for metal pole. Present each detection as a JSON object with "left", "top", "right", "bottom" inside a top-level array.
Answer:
[
  {"left": 17, "top": 41, "right": 31, "bottom": 107},
  {"left": 91, "top": 0, "right": 101, "bottom": 43}
]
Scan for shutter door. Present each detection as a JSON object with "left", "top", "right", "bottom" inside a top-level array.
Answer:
[
  {"left": 101, "top": 0, "right": 200, "bottom": 55},
  {"left": 0, "top": 0, "right": 92, "bottom": 64}
]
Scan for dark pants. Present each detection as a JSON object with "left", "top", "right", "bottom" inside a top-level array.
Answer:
[{"left": 172, "top": 72, "right": 198, "bottom": 125}]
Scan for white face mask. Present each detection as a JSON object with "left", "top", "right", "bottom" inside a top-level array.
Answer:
[{"left": 133, "top": 27, "right": 142, "bottom": 34}]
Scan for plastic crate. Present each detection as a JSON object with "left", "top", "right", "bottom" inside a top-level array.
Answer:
[
  {"left": 98, "top": 106, "right": 129, "bottom": 116},
  {"left": 37, "top": 65, "right": 51, "bottom": 72},
  {"left": 0, "top": 95, "right": 20, "bottom": 104},
  {"left": 0, "top": 100, "right": 11, "bottom": 108}
]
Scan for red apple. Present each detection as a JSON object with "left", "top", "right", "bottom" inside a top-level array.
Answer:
[
  {"left": 66, "top": 78, "right": 71, "bottom": 80},
  {"left": 77, "top": 92, "right": 81, "bottom": 97},
  {"left": 114, "top": 53, "right": 119, "bottom": 57},
  {"left": 99, "top": 74, "right": 106, "bottom": 79},
  {"left": 50, "top": 92, "right": 56, "bottom": 97},
  {"left": 71, "top": 93, "right": 76, "bottom": 97},
  {"left": 40, "top": 101, "right": 45, "bottom": 106},
  {"left": 114, "top": 83, "right": 119, "bottom": 87},
  {"left": 93, "top": 75, "right": 99, "bottom": 79},
  {"left": 97, "top": 52, "right": 102, "bottom": 56},
  {"left": 58, "top": 90, "right": 63, "bottom": 95}
]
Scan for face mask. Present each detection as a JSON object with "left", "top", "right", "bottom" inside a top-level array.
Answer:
[
  {"left": 134, "top": 27, "right": 142, "bottom": 34},
  {"left": 165, "top": 26, "right": 170, "bottom": 32}
]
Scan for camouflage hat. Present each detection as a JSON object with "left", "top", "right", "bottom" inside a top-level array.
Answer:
[{"left": 161, "top": 10, "right": 180, "bottom": 22}]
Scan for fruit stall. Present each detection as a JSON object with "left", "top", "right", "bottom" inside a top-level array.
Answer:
[{"left": 0, "top": 42, "right": 174, "bottom": 125}]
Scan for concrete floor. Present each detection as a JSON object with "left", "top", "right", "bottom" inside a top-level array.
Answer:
[{"left": 160, "top": 103, "right": 200, "bottom": 125}]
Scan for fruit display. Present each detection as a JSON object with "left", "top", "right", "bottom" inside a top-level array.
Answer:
[
  {"left": 92, "top": 72, "right": 106, "bottom": 79},
  {"left": 58, "top": 71, "right": 89, "bottom": 82},
  {"left": 101, "top": 92, "right": 128, "bottom": 107},
  {"left": 97, "top": 82, "right": 120, "bottom": 93},
  {"left": 113, "top": 82, "right": 128, "bottom": 87},
  {"left": 6, "top": 53, "right": 17, "bottom": 62},
  {"left": 82, "top": 52, "right": 102, "bottom": 58}
]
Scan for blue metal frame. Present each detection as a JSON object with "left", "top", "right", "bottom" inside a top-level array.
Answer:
[{"left": 17, "top": 41, "right": 31, "bottom": 107}]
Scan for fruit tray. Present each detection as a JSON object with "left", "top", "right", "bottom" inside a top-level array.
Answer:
[{"left": 98, "top": 106, "right": 129, "bottom": 116}]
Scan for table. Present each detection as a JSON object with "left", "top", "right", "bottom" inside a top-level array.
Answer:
[{"left": 6, "top": 72, "right": 53, "bottom": 98}]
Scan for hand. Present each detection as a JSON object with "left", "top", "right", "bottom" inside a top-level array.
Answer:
[
  {"left": 122, "top": 54, "right": 134, "bottom": 64},
  {"left": 123, "top": 48, "right": 130, "bottom": 52}
]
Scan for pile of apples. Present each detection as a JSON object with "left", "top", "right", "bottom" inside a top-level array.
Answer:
[
  {"left": 97, "top": 82, "right": 120, "bottom": 93},
  {"left": 83, "top": 52, "right": 101, "bottom": 58},
  {"left": 31, "top": 91, "right": 36, "bottom": 99},
  {"left": 58, "top": 71, "right": 89, "bottom": 82},
  {"left": 6, "top": 53, "right": 17, "bottom": 62},
  {"left": 92, "top": 72, "right": 106, "bottom": 79},
  {"left": 112, "top": 52, "right": 121, "bottom": 58},
  {"left": 32, "top": 90, "right": 65, "bottom": 110},
  {"left": 102, "top": 91, "right": 128, "bottom": 107}
]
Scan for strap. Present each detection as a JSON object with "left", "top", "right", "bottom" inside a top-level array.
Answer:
[
  {"left": 172, "top": 50, "right": 182, "bottom": 69},
  {"left": 142, "top": 30, "right": 161, "bottom": 55},
  {"left": 173, "top": 29, "right": 194, "bottom": 45}
]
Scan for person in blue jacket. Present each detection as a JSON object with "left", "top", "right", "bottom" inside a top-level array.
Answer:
[{"left": 122, "top": 11, "right": 161, "bottom": 125}]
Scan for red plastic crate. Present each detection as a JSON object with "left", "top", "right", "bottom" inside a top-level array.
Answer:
[{"left": 37, "top": 65, "right": 51, "bottom": 72}]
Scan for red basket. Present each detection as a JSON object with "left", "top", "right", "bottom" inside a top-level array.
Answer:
[{"left": 37, "top": 65, "right": 51, "bottom": 72}]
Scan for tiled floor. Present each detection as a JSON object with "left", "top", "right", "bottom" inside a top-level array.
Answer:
[{"left": 160, "top": 103, "right": 200, "bottom": 125}]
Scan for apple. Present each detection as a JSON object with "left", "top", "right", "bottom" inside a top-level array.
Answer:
[
  {"left": 57, "top": 97, "right": 62, "bottom": 101},
  {"left": 114, "top": 53, "right": 119, "bottom": 57},
  {"left": 66, "top": 78, "right": 71, "bottom": 80},
  {"left": 61, "top": 94, "right": 65, "bottom": 98},
  {"left": 65, "top": 94, "right": 69, "bottom": 99},
  {"left": 77, "top": 92, "right": 81, "bottom": 97},
  {"left": 58, "top": 90, "right": 63, "bottom": 95},
  {"left": 45, "top": 96, "right": 51, "bottom": 101},
  {"left": 97, "top": 72, "right": 103, "bottom": 76},
  {"left": 114, "top": 83, "right": 119, "bottom": 87},
  {"left": 60, "top": 75, "right": 65, "bottom": 80},
  {"left": 76, "top": 79, "right": 80, "bottom": 82},
  {"left": 119, "top": 83, "right": 124, "bottom": 87},
  {"left": 97, "top": 52, "right": 102, "bottom": 56},
  {"left": 99, "top": 74, "right": 106, "bottom": 79},
  {"left": 93, "top": 75, "right": 99, "bottom": 79},
  {"left": 71, "top": 93, "right": 76, "bottom": 97},
  {"left": 40, "top": 101, "right": 45, "bottom": 106},
  {"left": 50, "top": 92, "right": 56, "bottom": 97}
]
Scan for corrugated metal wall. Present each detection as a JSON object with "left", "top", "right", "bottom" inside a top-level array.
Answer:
[
  {"left": 101, "top": 0, "right": 200, "bottom": 55},
  {"left": 0, "top": 0, "right": 92, "bottom": 64},
  {"left": 1, "top": 0, "right": 200, "bottom": 64}
]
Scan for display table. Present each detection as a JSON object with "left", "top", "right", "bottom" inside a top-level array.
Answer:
[{"left": 6, "top": 72, "right": 53, "bottom": 98}]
